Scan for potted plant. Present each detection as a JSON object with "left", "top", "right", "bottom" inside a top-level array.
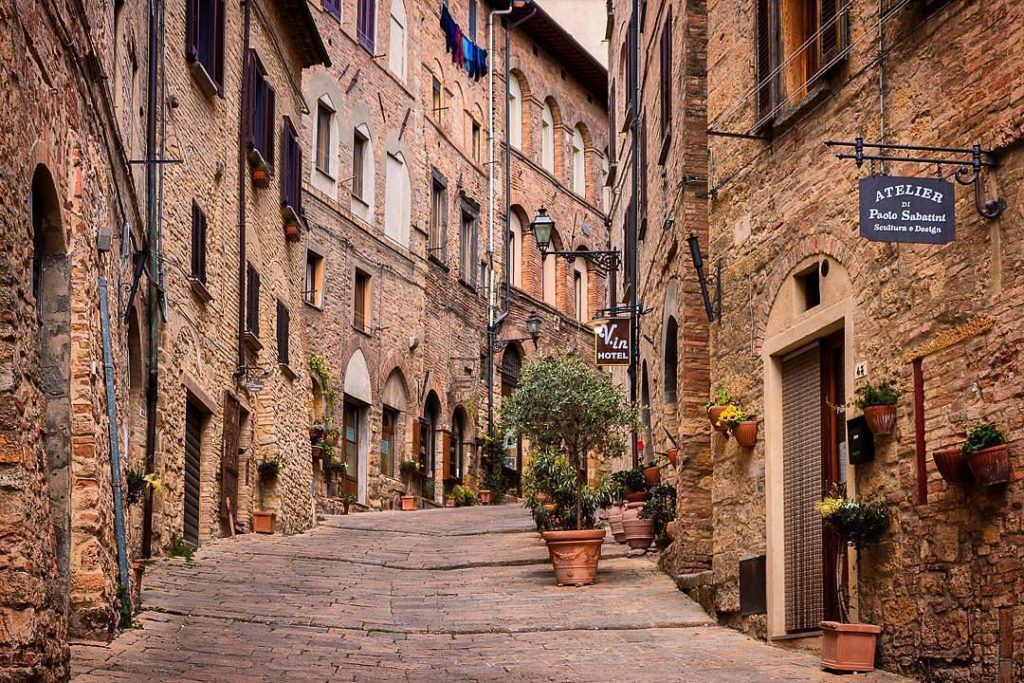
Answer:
[
  {"left": 621, "top": 467, "right": 648, "bottom": 503},
  {"left": 453, "top": 485, "right": 477, "bottom": 507},
  {"left": 284, "top": 216, "right": 302, "bottom": 242},
  {"left": 340, "top": 492, "right": 356, "bottom": 515},
  {"left": 503, "top": 353, "right": 639, "bottom": 586},
  {"left": 478, "top": 489, "right": 494, "bottom": 505},
  {"left": 719, "top": 406, "right": 758, "bottom": 448},
  {"left": 853, "top": 380, "right": 900, "bottom": 436},
  {"left": 934, "top": 446, "right": 974, "bottom": 484},
  {"left": 444, "top": 492, "right": 456, "bottom": 507},
  {"left": 963, "top": 421, "right": 1011, "bottom": 486},
  {"left": 818, "top": 485, "right": 890, "bottom": 672},
  {"left": 666, "top": 447, "right": 679, "bottom": 469},
  {"left": 257, "top": 455, "right": 283, "bottom": 481},
  {"left": 251, "top": 158, "right": 271, "bottom": 188},
  {"left": 639, "top": 483, "right": 677, "bottom": 551},
  {"left": 309, "top": 423, "right": 325, "bottom": 442},
  {"left": 706, "top": 388, "right": 734, "bottom": 432},
  {"left": 642, "top": 461, "right": 661, "bottom": 487}
]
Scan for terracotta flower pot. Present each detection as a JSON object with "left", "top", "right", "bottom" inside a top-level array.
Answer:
[
  {"left": 342, "top": 501, "right": 351, "bottom": 515},
  {"left": 967, "top": 444, "right": 1011, "bottom": 486},
  {"left": 251, "top": 166, "right": 271, "bottom": 188},
  {"left": 400, "top": 495, "right": 418, "bottom": 511},
  {"left": 863, "top": 405, "right": 897, "bottom": 436},
  {"left": 665, "top": 520, "right": 677, "bottom": 541},
  {"left": 733, "top": 421, "right": 759, "bottom": 448},
  {"left": 708, "top": 406, "right": 729, "bottom": 432},
  {"left": 284, "top": 222, "right": 301, "bottom": 242},
  {"left": 667, "top": 447, "right": 678, "bottom": 469},
  {"left": 444, "top": 495, "right": 456, "bottom": 508},
  {"left": 541, "top": 529, "right": 606, "bottom": 586},
  {"left": 309, "top": 426, "right": 324, "bottom": 441},
  {"left": 252, "top": 511, "right": 275, "bottom": 534},
  {"left": 609, "top": 504, "right": 626, "bottom": 543},
  {"left": 311, "top": 444, "right": 324, "bottom": 460},
  {"left": 820, "top": 621, "right": 882, "bottom": 673},
  {"left": 621, "top": 517, "right": 654, "bottom": 550},
  {"left": 625, "top": 491, "right": 648, "bottom": 503},
  {"left": 643, "top": 466, "right": 661, "bottom": 486},
  {"left": 619, "top": 502, "right": 643, "bottom": 544},
  {"left": 478, "top": 489, "right": 494, "bottom": 505},
  {"left": 934, "top": 448, "right": 973, "bottom": 484}
]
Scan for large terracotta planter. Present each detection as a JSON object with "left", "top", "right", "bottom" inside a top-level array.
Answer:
[
  {"left": 967, "top": 444, "right": 1011, "bottom": 486},
  {"left": 609, "top": 504, "right": 625, "bottom": 544},
  {"left": 665, "top": 520, "right": 677, "bottom": 541},
  {"left": 541, "top": 529, "right": 606, "bottom": 586},
  {"left": 733, "top": 421, "right": 759, "bottom": 448},
  {"left": 444, "top": 495, "right": 456, "bottom": 508},
  {"left": 708, "top": 406, "right": 729, "bottom": 432},
  {"left": 252, "top": 511, "right": 275, "bottom": 534},
  {"left": 622, "top": 516, "right": 654, "bottom": 550},
  {"left": 625, "top": 491, "right": 648, "bottom": 503},
  {"left": 863, "top": 405, "right": 897, "bottom": 436},
  {"left": 667, "top": 447, "right": 678, "bottom": 469},
  {"left": 934, "top": 448, "right": 973, "bottom": 484},
  {"left": 643, "top": 466, "right": 661, "bottom": 486},
  {"left": 478, "top": 489, "right": 494, "bottom": 505},
  {"left": 820, "top": 621, "right": 881, "bottom": 673},
  {"left": 400, "top": 495, "right": 418, "bottom": 511}
]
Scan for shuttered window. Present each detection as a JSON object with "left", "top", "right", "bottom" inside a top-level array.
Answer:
[
  {"left": 183, "top": 401, "right": 203, "bottom": 546},
  {"left": 280, "top": 116, "right": 302, "bottom": 216},
  {"left": 659, "top": 7, "right": 672, "bottom": 141},
  {"left": 276, "top": 301, "right": 290, "bottom": 366},
  {"left": 185, "top": 0, "right": 226, "bottom": 94},
  {"left": 323, "top": 0, "right": 340, "bottom": 20},
  {"left": 357, "top": 0, "right": 376, "bottom": 52},
  {"left": 608, "top": 81, "right": 617, "bottom": 166},
  {"left": 245, "top": 263, "right": 260, "bottom": 338},
  {"left": 190, "top": 200, "right": 207, "bottom": 283},
  {"left": 429, "top": 171, "right": 448, "bottom": 263},
  {"left": 246, "top": 51, "right": 275, "bottom": 168}
]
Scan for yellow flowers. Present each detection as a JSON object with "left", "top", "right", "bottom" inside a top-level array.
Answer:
[
  {"left": 716, "top": 404, "right": 748, "bottom": 430},
  {"left": 819, "top": 495, "right": 845, "bottom": 519}
]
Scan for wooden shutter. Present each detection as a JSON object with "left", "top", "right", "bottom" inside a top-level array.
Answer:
[
  {"left": 818, "top": 0, "right": 848, "bottom": 72},
  {"left": 184, "top": 402, "right": 203, "bottom": 546},
  {"left": 213, "top": 0, "right": 226, "bottom": 91},
  {"left": 781, "top": 344, "right": 823, "bottom": 633},
  {"left": 660, "top": 7, "right": 672, "bottom": 140},
  {"left": 263, "top": 84, "right": 276, "bottom": 169},
  {"left": 220, "top": 393, "right": 241, "bottom": 525},
  {"left": 608, "top": 83, "right": 617, "bottom": 165},
  {"left": 190, "top": 200, "right": 206, "bottom": 282},
  {"left": 246, "top": 264, "right": 260, "bottom": 336},
  {"left": 441, "top": 430, "right": 452, "bottom": 480},
  {"left": 185, "top": 0, "right": 199, "bottom": 61},
  {"left": 411, "top": 419, "right": 422, "bottom": 469},
  {"left": 276, "top": 301, "right": 289, "bottom": 365},
  {"left": 244, "top": 50, "right": 256, "bottom": 147},
  {"left": 640, "top": 116, "right": 648, "bottom": 226},
  {"left": 755, "top": 0, "right": 775, "bottom": 125}
]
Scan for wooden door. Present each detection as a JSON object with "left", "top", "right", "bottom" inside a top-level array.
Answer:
[
  {"left": 220, "top": 393, "right": 241, "bottom": 529},
  {"left": 819, "top": 332, "right": 845, "bottom": 623},
  {"left": 342, "top": 403, "right": 359, "bottom": 497},
  {"left": 184, "top": 401, "right": 203, "bottom": 547}
]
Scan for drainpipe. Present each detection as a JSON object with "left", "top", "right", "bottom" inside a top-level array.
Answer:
[
  {"left": 629, "top": 0, "right": 640, "bottom": 467},
  {"left": 237, "top": 1, "right": 252, "bottom": 376},
  {"left": 141, "top": 0, "right": 162, "bottom": 558}
]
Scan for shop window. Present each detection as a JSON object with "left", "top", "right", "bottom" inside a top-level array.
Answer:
[
  {"left": 185, "top": 0, "right": 225, "bottom": 96},
  {"left": 304, "top": 251, "right": 324, "bottom": 307},
  {"left": 354, "top": 269, "right": 371, "bottom": 332},
  {"left": 246, "top": 51, "right": 274, "bottom": 169}
]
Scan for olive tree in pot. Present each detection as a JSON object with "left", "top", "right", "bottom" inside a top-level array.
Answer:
[{"left": 502, "top": 352, "right": 639, "bottom": 586}]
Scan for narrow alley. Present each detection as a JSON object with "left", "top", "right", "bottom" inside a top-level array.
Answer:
[{"left": 71, "top": 506, "right": 909, "bottom": 682}]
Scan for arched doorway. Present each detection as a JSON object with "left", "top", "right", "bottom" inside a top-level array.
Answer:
[
  {"left": 422, "top": 391, "right": 442, "bottom": 500},
  {"left": 343, "top": 350, "right": 373, "bottom": 503},
  {"left": 500, "top": 345, "right": 523, "bottom": 492},
  {"left": 380, "top": 368, "right": 409, "bottom": 480},
  {"left": 31, "top": 164, "right": 71, "bottom": 604}
]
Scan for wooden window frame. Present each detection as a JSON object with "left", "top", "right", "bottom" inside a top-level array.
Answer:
[
  {"left": 357, "top": 0, "right": 377, "bottom": 53},
  {"left": 323, "top": 0, "right": 341, "bottom": 21},
  {"left": 352, "top": 128, "right": 368, "bottom": 201},
  {"left": 190, "top": 200, "right": 208, "bottom": 284},
  {"left": 459, "top": 199, "right": 479, "bottom": 288},
  {"left": 659, "top": 7, "right": 673, "bottom": 154},
  {"left": 429, "top": 169, "right": 448, "bottom": 265},
  {"left": 353, "top": 268, "right": 371, "bottom": 333},
  {"left": 315, "top": 100, "right": 333, "bottom": 176},
  {"left": 280, "top": 116, "right": 302, "bottom": 219},
  {"left": 185, "top": 0, "right": 226, "bottom": 96},
  {"left": 276, "top": 300, "right": 290, "bottom": 367},
  {"left": 246, "top": 51, "right": 275, "bottom": 170},
  {"left": 304, "top": 250, "right": 324, "bottom": 308},
  {"left": 244, "top": 262, "right": 261, "bottom": 350}
]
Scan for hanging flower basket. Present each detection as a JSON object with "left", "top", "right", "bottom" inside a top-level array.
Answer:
[
  {"left": 284, "top": 220, "right": 301, "bottom": 242},
  {"left": 708, "top": 406, "right": 730, "bottom": 432},
  {"left": 962, "top": 422, "right": 1011, "bottom": 486},
  {"left": 933, "top": 448, "right": 973, "bottom": 484},
  {"left": 852, "top": 380, "right": 900, "bottom": 436},
  {"left": 863, "top": 405, "right": 897, "bottom": 436},
  {"left": 706, "top": 388, "right": 734, "bottom": 432},
  {"left": 251, "top": 163, "right": 271, "bottom": 188},
  {"left": 733, "top": 420, "right": 759, "bottom": 448}
]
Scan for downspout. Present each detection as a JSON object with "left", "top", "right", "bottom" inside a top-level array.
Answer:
[
  {"left": 506, "top": 6, "right": 536, "bottom": 315},
  {"left": 238, "top": 0, "right": 252, "bottom": 376},
  {"left": 141, "top": 0, "right": 162, "bottom": 557},
  {"left": 99, "top": 278, "right": 131, "bottom": 619},
  {"left": 629, "top": 0, "right": 640, "bottom": 467}
]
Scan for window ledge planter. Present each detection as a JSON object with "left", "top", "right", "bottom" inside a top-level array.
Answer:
[
  {"left": 248, "top": 148, "right": 271, "bottom": 188},
  {"left": 934, "top": 448, "right": 973, "bottom": 484},
  {"left": 733, "top": 421, "right": 759, "bottom": 448},
  {"left": 967, "top": 444, "right": 1011, "bottom": 486},
  {"left": 541, "top": 529, "right": 606, "bottom": 586},
  {"left": 863, "top": 405, "right": 897, "bottom": 436},
  {"left": 252, "top": 510, "right": 275, "bottom": 534},
  {"left": 282, "top": 205, "right": 302, "bottom": 242},
  {"left": 820, "top": 621, "right": 881, "bottom": 673},
  {"left": 400, "top": 494, "right": 418, "bottom": 511}
]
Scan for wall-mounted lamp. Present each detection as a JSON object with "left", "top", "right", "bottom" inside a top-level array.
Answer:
[
  {"left": 530, "top": 207, "right": 622, "bottom": 273},
  {"left": 687, "top": 232, "right": 721, "bottom": 323},
  {"left": 492, "top": 309, "right": 541, "bottom": 352}
]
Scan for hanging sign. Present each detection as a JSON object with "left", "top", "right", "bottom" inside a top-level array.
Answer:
[
  {"left": 594, "top": 318, "right": 631, "bottom": 367},
  {"left": 859, "top": 176, "right": 955, "bottom": 244}
]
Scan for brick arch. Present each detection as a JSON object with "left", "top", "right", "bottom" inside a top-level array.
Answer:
[
  {"left": 509, "top": 68, "right": 532, "bottom": 154},
  {"left": 376, "top": 348, "right": 415, "bottom": 396},
  {"left": 753, "top": 234, "right": 857, "bottom": 354},
  {"left": 419, "top": 371, "right": 448, "bottom": 422}
]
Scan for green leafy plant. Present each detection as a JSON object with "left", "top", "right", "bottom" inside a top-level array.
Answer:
[
  {"left": 705, "top": 387, "right": 733, "bottom": 410},
  {"left": 480, "top": 433, "right": 510, "bottom": 499},
  {"left": 639, "top": 483, "right": 677, "bottom": 538},
  {"left": 523, "top": 448, "right": 610, "bottom": 531},
  {"left": 257, "top": 455, "right": 283, "bottom": 480},
  {"left": 126, "top": 470, "right": 146, "bottom": 506},
  {"left": 308, "top": 354, "right": 339, "bottom": 417},
  {"left": 453, "top": 484, "right": 477, "bottom": 507},
  {"left": 340, "top": 493, "right": 357, "bottom": 505},
  {"left": 399, "top": 459, "right": 420, "bottom": 477},
  {"left": 852, "top": 379, "right": 901, "bottom": 409},
  {"left": 424, "top": 479, "right": 435, "bottom": 500},
  {"left": 961, "top": 421, "right": 1006, "bottom": 455},
  {"left": 502, "top": 352, "right": 639, "bottom": 530},
  {"left": 169, "top": 537, "right": 194, "bottom": 561}
]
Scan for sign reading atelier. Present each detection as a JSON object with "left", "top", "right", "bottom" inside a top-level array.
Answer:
[
  {"left": 594, "top": 318, "right": 631, "bottom": 366},
  {"left": 859, "top": 175, "right": 955, "bottom": 244}
]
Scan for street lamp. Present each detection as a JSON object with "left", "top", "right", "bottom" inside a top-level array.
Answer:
[
  {"left": 529, "top": 207, "right": 622, "bottom": 273},
  {"left": 686, "top": 232, "right": 721, "bottom": 323},
  {"left": 492, "top": 309, "right": 541, "bottom": 352}
]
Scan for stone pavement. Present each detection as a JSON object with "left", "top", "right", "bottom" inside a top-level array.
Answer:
[{"left": 72, "top": 505, "right": 913, "bottom": 682}]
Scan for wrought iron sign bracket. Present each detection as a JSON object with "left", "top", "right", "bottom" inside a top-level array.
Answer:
[
  {"left": 826, "top": 136, "right": 1007, "bottom": 220},
  {"left": 539, "top": 248, "right": 622, "bottom": 273},
  {"left": 490, "top": 336, "right": 535, "bottom": 353}
]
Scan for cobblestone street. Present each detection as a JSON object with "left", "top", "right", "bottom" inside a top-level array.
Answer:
[{"left": 71, "top": 507, "right": 911, "bottom": 682}]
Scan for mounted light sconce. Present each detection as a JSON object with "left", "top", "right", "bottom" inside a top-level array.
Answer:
[
  {"left": 530, "top": 207, "right": 622, "bottom": 273},
  {"left": 687, "top": 232, "right": 721, "bottom": 323},
  {"left": 492, "top": 309, "right": 541, "bottom": 352}
]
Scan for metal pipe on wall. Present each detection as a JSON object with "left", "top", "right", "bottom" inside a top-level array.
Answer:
[{"left": 237, "top": 0, "right": 253, "bottom": 377}]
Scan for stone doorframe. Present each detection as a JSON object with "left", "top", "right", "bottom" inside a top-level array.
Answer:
[{"left": 762, "top": 298, "right": 859, "bottom": 640}]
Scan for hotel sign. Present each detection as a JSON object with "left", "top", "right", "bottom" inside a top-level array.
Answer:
[
  {"left": 594, "top": 318, "right": 631, "bottom": 367},
  {"left": 859, "top": 176, "right": 955, "bottom": 244}
]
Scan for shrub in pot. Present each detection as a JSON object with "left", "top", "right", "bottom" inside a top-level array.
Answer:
[
  {"left": 705, "top": 388, "right": 734, "bottom": 433},
  {"left": 934, "top": 447, "right": 973, "bottom": 484},
  {"left": 478, "top": 489, "right": 494, "bottom": 505},
  {"left": 852, "top": 379, "right": 900, "bottom": 436},
  {"left": 639, "top": 483, "right": 677, "bottom": 550},
  {"left": 620, "top": 467, "right": 648, "bottom": 502},
  {"left": 818, "top": 485, "right": 890, "bottom": 672},
  {"left": 962, "top": 421, "right": 1011, "bottom": 485},
  {"left": 503, "top": 352, "right": 639, "bottom": 586},
  {"left": 642, "top": 463, "right": 661, "bottom": 487},
  {"left": 453, "top": 484, "right": 477, "bottom": 507},
  {"left": 340, "top": 493, "right": 356, "bottom": 515}
]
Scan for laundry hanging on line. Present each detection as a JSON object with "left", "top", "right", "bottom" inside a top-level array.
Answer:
[{"left": 440, "top": 3, "right": 488, "bottom": 81}]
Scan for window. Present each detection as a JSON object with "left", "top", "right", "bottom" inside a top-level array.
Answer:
[
  {"left": 540, "top": 101, "right": 555, "bottom": 172},
  {"left": 431, "top": 77, "right": 443, "bottom": 121},
  {"left": 357, "top": 0, "right": 376, "bottom": 52},
  {"left": 796, "top": 262, "right": 822, "bottom": 311},
  {"left": 185, "top": 0, "right": 226, "bottom": 95},
  {"left": 315, "top": 100, "right": 333, "bottom": 175},
  {"left": 508, "top": 74, "right": 523, "bottom": 150},
  {"left": 573, "top": 259, "right": 588, "bottom": 322},
  {"left": 471, "top": 119, "right": 482, "bottom": 163},
  {"left": 280, "top": 116, "right": 302, "bottom": 216},
  {"left": 304, "top": 251, "right": 324, "bottom": 307},
  {"left": 245, "top": 262, "right": 260, "bottom": 338},
  {"left": 354, "top": 269, "right": 371, "bottom": 332},
  {"left": 542, "top": 229, "right": 560, "bottom": 306},
  {"left": 384, "top": 152, "right": 411, "bottom": 246},
  {"left": 246, "top": 51, "right": 274, "bottom": 168},
  {"left": 460, "top": 203, "right": 478, "bottom": 286},
  {"left": 352, "top": 128, "right": 368, "bottom": 200},
  {"left": 756, "top": 0, "right": 849, "bottom": 126},
  {"left": 429, "top": 172, "right": 448, "bottom": 263},
  {"left": 388, "top": 0, "right": 407, "bottom": 80},
  {"left": 381, "top": 408, "right": 398, "bottom": 478},
  {"left": 571, "top": 126, "right": 586, "bottom": 196},
  {"left": 468, "top": 0, "right": 478, "bottom": 40},
  {"left": 664, "top": 316, "right": 678, "bottom": 403},
  {"left": 190, "top": 200, "right": 207, "bottom": 284},
  {"left": 660, "top": 8, "right": 673, "bottom": 141},
  {"left": 323, "top": 0, "right": 340, "bottom": 20},
  {"left": 276, "top": 300, "right": 290, "bottom": 366},
  {"left": 508, "top": 211, "right": 522, "bottom": 288}
]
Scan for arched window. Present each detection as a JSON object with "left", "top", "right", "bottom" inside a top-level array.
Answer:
[
  {"left": 509, "top": 210, "right": 523, "bottom": 288},
  {"left": 542, "top": 228, "right": 561, "bottom": 307},
  {"left": 664, "top": 316, "right": 678, "bottom": 403},
  {"left": 383, "top": 151, "right": 410, "bottom": 246},
  {"left": 571, "top": 126, "right": 586, "bottom": 195},
  {"left": 388, "top": 0, "right": 406, "bottom": 81},
  {"left": 508, "top": 73, "right": 523, "bottom": 150},
  {"left": 314, "top": 95, "right": 337, "bottom": 178},
  {"left": 540, "top": 100, "right": 555, "bottom": 173},
  {"left": 573, "top": 255, "right": 588, "bottom": 322}
]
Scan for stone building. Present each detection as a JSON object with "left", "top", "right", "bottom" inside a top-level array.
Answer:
[
  {"left": 616, "top": 0, "right": 1024, "bottom": 678},
  {"left": 0, "top": 0, "right": 149, "bottom": 676},
  {"left": 299, "top": 0, "right": 610, "bottom": 509}
]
